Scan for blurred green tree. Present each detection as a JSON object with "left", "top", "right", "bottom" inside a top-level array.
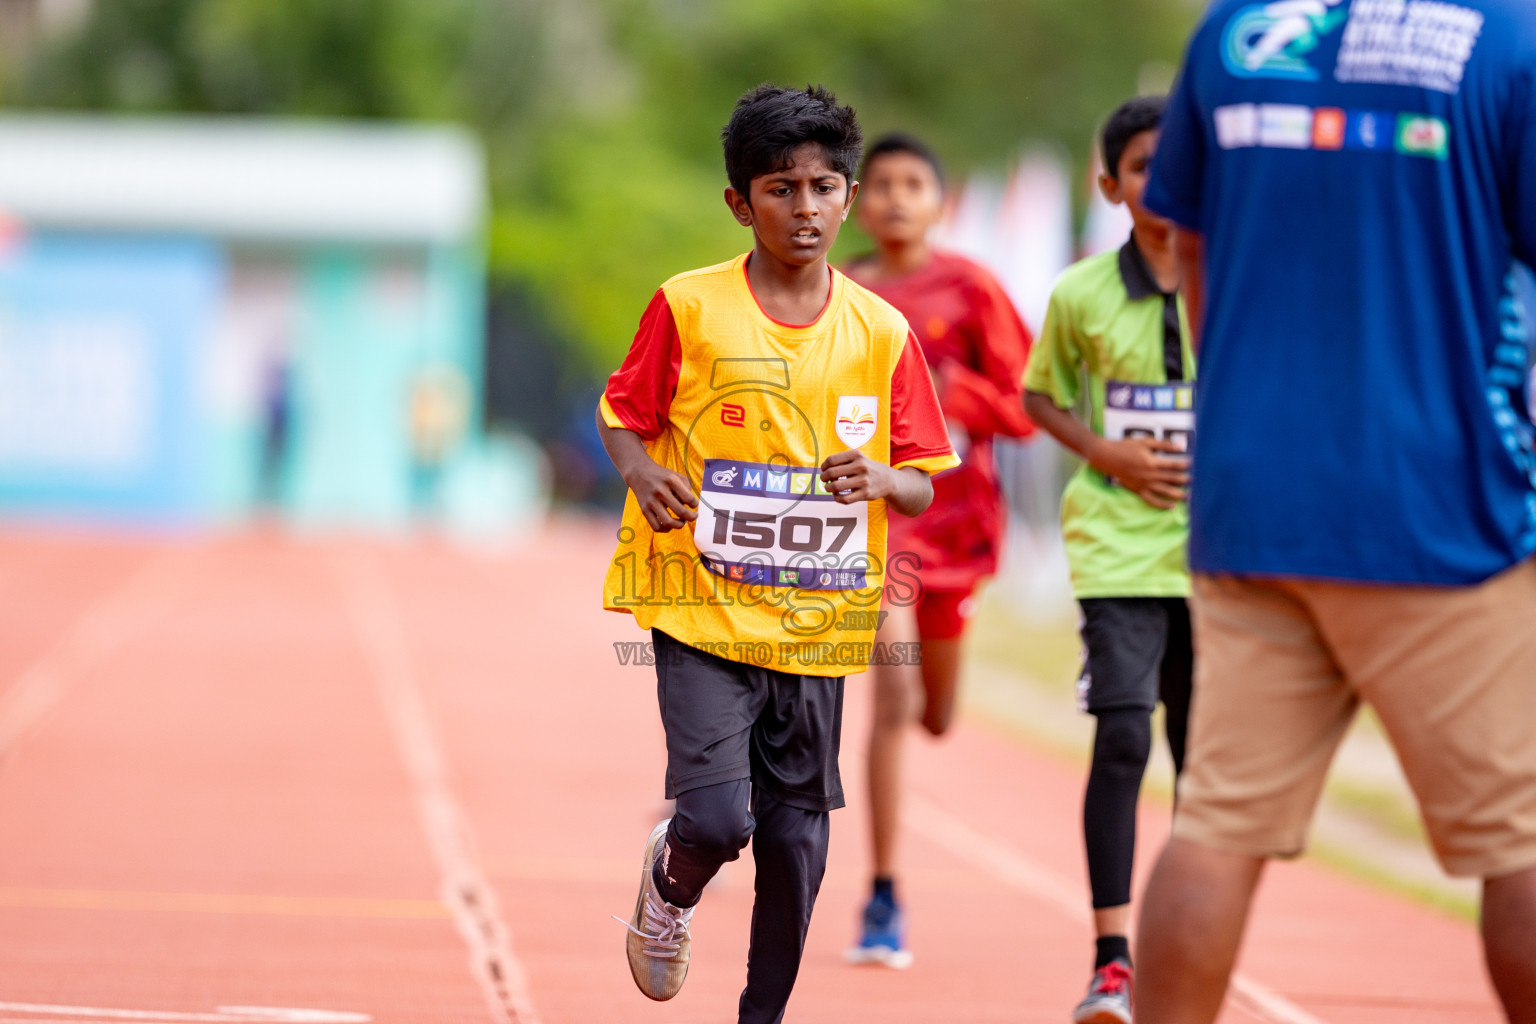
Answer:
[{"left": 2, "top": 0, "right": 1198, "bottom": 366}]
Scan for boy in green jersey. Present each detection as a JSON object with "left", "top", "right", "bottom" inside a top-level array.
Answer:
[{"left": 1022, "top": 95, "right": 1193, "bottom": 1024}]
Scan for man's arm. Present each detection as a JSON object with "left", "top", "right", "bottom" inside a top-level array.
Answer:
[
  {"left": 819, "top": 451, "right": 933, "bottom": 517},
  {"left": 596, "top": 407, "right": 697, "bottom": 532},
  {"left": 1023, "top": 391, "right": 1189, "bottom": 511},
  {"left": 1174, "top": 228, "right": 1205, "bottom": 354}
]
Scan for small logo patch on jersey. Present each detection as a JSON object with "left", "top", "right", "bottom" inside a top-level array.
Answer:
[
  {"left": 835, "top": 396, "right": 878, "bottom": 449},
  {"left": 721, "top": 403, "right": 746, "bottom": 427}
]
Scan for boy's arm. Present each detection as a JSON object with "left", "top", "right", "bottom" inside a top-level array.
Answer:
[
  {"left": 1024, "top": 286, "right": 1187, "bottom": 510},
  {"left": 1022, "top": 390, "right": 1100, "bottom": 464},
  {"left": 845, "top": 327, "right": 958, "bottom": 517},
  {"left": 1023, "top": 391, "right": 1189, "bottom": 511},
  {"left": 596, "top": 411, "right": 698, "bottom": 532},
  {"left": 937, "top": 271, "right": 1036, "bottom": 439},
  {"left": 820, "top": 454, "right": 933, "bottom": 517},
  {"left": 598, "top": 288, "right": 697, "bottom": 531}
]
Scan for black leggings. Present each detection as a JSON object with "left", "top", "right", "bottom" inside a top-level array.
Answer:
[
  {"left": 653, "top": 779, "right": 830, "bottom": 1024},
  {"left": 1084, "top": 705, "right": 1188, "bottom": 909}
]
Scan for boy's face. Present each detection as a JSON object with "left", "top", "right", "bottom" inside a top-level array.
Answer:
[
  {"left": 1099, "top": 128, "right": 1168, "bottom": 231},
  {"left": 725, "top": 144, "right": 857, "bottom": 268},
  {"left": 855, "top": 150, "right": 943, "bottom": 249}
]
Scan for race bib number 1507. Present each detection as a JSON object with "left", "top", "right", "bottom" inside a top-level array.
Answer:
[{"left": 694, "top": 458, "right": 871, "bottom": 591}]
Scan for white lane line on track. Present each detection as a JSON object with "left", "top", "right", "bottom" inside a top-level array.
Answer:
[
  {"left": 0, "top": 547, "right": 202, "bottom": 761},
  {"left": 906, "top": 794, "right": 1330, "bottom": 1024},
  {"left": 332, "top": 550, "right": 542, "bottom": 1024},
  {"left": 0, "top": 1007, "right": 366, "bottom": 1024}
]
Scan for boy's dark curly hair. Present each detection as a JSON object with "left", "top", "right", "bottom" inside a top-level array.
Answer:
[
  {"left": 1101, "top": 95, "right": 1167, "bottom": 181},
  {"left": 722, "top": 84, "right": 863, "bottom": 198},
  {"left": 861, "top": 132, "right": 944, "bottom": 187}
]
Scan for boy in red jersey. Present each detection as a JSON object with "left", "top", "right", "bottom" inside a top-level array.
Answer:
[
  {"left": 841, "top": 134, "right": 1035, "bottom": 968},
  {"left": 598, "top": 87, "right": 957, "bottom": 1024}
]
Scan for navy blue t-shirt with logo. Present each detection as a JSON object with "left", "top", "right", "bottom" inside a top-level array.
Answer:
[{"left": 1148, "top": 0, "right": 1536, "bottom": 585}]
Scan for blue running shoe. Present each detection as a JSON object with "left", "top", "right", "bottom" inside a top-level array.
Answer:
[{"left": 843, "top": 892, "right": 913, "bottom": 969}]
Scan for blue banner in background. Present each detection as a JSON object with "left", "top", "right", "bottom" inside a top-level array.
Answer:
[{"left": 0, "top": 233, "right": 224, "bottom": 523}]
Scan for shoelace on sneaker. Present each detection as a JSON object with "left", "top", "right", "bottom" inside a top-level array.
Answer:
[
  {"left": 1093, "top": 961, "right": 1133, "bottom": 996},
  {"left": 612, "top": 892, "right": 694, "bottom": 959}
]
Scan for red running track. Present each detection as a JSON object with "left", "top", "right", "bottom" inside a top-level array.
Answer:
[{"left": 0, "top": 523, "right": 1501, "bottom": 1024}]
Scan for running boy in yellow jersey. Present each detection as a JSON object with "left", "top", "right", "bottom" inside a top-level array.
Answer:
[{"left": 597, "top": 84, "right": 957, "bottom": 1024}]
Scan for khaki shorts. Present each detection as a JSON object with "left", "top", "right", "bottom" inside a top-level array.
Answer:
[{"left": 1176, "top": 559, "right": 1536, "bottom": 878}]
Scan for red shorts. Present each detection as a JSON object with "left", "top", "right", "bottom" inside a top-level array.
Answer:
[{"left": 908, "top": 587, "right": 980, "bottom": 641}]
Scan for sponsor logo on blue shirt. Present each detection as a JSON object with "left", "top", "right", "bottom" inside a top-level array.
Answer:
[
  {"left": 1220, "top": 1, "right": 1349, "bottom": 82},
  {"left": 1346, "top": 111, "right": 1394, "bottom": 151},
  {"left": 1214, "top": 105, "right": 1450, "bottom": 161}
]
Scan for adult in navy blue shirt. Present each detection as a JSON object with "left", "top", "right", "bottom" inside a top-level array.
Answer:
[{"left": 1134, "top": 2, "right": 1536, "bottom": 1020}]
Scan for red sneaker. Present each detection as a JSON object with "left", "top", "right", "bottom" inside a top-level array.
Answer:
[{"left": 1072, "top": 959, "right": 1133, "bottom": 1024}]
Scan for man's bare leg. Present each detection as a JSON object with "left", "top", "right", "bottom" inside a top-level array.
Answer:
[
  {"left": 1483, "top": 865, "right": 1536, "bottom": 1023},
  {"left": 1134, "top": 837, "right": 1266, "bottom": 1024}
]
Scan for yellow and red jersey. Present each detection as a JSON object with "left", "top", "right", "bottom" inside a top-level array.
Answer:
[
  {"left": 600, "top": 253, "right": 958, "bottom": 676},
  {"left": 846, "top": 251, "right": 1035, "bottom": 592}
]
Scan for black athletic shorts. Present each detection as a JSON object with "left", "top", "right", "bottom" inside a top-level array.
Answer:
[
  {"left": 653, "top": 629, "right": 845, "bottom": 813},
  {"left": 1077, "top": 597, "right": 1192, "bottom": 714}
]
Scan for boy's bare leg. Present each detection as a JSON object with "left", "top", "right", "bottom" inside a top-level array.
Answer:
[
  {"left": 1093, "top": 905, "right": 1130, "bottom": 941},
  {"left": 868, "top": 604, "right": 921, "bottom": 878},
  {"left": 916, "top": 637, "right": 963, "bottom": 737},
  {"left": 1134, "top": 837, "right": 1265, "bottom": 1024},
  {"left": 1483, "top": 865, "right": 1536, "bottom": 1022}
]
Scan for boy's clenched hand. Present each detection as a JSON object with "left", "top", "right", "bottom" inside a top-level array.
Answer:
[
  {"left": 1088, "top": 436, "right": 1189, "bottom": 510},
  {"left": 625, "top": 459, "right": 699, "bottom": 532},
  {"left": 820, "top": 450, "right": 897, "bottom": 503},
  {"left": 821, "top": 450, "right": 933, "bottom": 518},
  {"left": 597, "top": 412, "right": 699, "bottom": 532}
]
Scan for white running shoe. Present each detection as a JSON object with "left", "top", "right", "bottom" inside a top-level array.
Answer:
[{"left": 614, "top": 819, "right": 694, "bottom": 1001}]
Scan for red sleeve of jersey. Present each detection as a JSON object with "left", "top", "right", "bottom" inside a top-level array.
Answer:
[
  {"left": 890, "top": 329, "right": 961, "bottom": 474},
  {"left": 599, "top": 289, "right": 681, "bottom": 440},
  {"left": 940, "top": 269, "right": 1036, "bottom": 439}
]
